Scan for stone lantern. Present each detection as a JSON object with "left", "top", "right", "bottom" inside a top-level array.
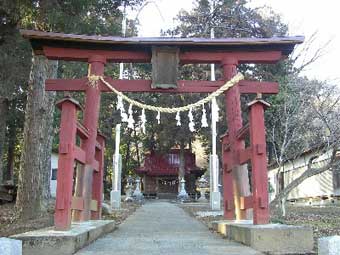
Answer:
[
  {"left": 124, "top": 175, "right": 134, "bottom": 202},
  {"left": 197, "top": 176, "right": 209, "bottom": 202}
]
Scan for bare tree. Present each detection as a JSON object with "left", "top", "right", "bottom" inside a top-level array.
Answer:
[{"left": 268, "top": 78, "right": 340, "bottom": 216}]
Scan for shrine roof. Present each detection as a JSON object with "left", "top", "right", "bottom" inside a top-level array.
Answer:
[{"left": 20, "top": 29, "right": 304, "bottom": 56}]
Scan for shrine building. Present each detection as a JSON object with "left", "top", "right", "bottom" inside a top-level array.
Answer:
[{"left": 135, "top": 149, "right": 204, "bottom": 199}]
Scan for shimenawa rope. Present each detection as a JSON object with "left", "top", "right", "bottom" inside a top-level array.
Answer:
[{"left": 87, "top": 72, "right": 244, "bottom": 113}]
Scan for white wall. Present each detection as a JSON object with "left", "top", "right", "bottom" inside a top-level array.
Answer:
[
  {"left": 50, "top": 153, "right": 58, "bottom": 197},
  {"left": 269, "top": 149, "right": 334, "bottom": 201}
]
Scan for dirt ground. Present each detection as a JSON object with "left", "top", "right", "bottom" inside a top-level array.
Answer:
[
  {"left": 0, "top": 200, "right": 140, "bottom": 237},
  {"left": 179, "top": 203, "right": 340, "bottom": 254},
  {"left": 0, "top": 202, "right": 54, "bottom": 237},
  {"left": 271, "top": 205, "right": 340, "bottom": 252}
]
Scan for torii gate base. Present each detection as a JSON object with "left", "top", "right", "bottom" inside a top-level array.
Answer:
[{"left": 211, "top": 220, "right": 314, "bottom": 254}]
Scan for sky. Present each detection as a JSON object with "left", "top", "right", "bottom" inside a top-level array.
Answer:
[{"left": 127, "top": 0, "right": 340, "bottom": 82}]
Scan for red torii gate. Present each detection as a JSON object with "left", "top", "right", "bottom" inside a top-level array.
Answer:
[{"left": 21, "top": 30, "right": 303, "bottom": 230}]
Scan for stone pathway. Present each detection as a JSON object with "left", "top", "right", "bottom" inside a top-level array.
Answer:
[{"left": 76, "top": 201, "right": 262, "bottom": 255}]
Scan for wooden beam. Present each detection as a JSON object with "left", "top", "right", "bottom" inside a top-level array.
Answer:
[
  {"left": 238, "top": 147, "right": 252, "bottom": 164},
  {"left": 95, "top": 141, "right": 102, "bottom": 151},
  {"left": 74, "top": 146, "right": 86, "bottom": 164},
  {"left": 43, "top": 46, "right": 151, "bottom": 62},
  {"left": 46, "top": 78, "right": 278, "bottom": 94},
  {"left": 92, "top": 160, "right": 100, "bottom": 172},
  {"left": 236, "top": 124, "right": 250, "bottom": 140},
  {"left": 42, "top": 46, "right": 283, "bottom": 64},
  {"left": 76, "top": 122, "right": 89, "bottom": 140},
  {"left": 180, "top": 51, "right": 282, "bottom": 64},
  {"left": 240, "top": 196, "right": 253, "bottom": 210},
  {"left": 71, "top": 196, "right": 84, "bottom": 211},
  {"left": 239, "top": 80, "right": 279, "bottom": 94}
]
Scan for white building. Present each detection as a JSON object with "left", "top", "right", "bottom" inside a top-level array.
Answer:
[
  {"left": 50, "top": 152, "right": 58, "bottom": 197},
  {"left": 268, "top": 147, "right": 340, "bottom": 205}
]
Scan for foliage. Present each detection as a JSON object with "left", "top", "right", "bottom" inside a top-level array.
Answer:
[
  {"left": 169, "top": 0, "right": 287, "bottom": 38},
  {"left": 0, "top": 0, "right": 143, "bottom": 188}
]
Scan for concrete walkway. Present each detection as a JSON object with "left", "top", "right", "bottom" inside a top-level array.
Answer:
[{"left": 76, "top": 201, "right": 262, "bottom": 255}]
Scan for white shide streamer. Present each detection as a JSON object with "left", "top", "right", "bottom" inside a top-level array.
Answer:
[
  {"left": 127, "top": 104, "right": 134, "bottom": 129},
  {"left": 201, "top": 104, "right": 208, "bottom": 128},
  {"left": 140, "top": 109, "right": 146, "bottom": 134},
  {"left": 156, "top": 111, "right": 161, "bottom": 124},
  {"left": 188, "top": 107, "right": 195, "bottom": 132},
  {"left": 175, "top": 111, "right": 181, "bottom": 126}
]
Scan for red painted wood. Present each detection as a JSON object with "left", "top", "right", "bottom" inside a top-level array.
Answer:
[
  {"left": 135, "top": 149, "right": 200, "bottom": 176},
  {"left": 46, "top": 78, "right": 278, "bottom": 94},
  {"left": 180, "top": 51, "right": 282, "bottom": 64},
  {"left": 71, "top": 196, "right": 85, "bottom": 211},
  {"left": 223, "top": 149, "right": 235, "bottom": 217},
  {"left": 76, "top": 122, "right": 89, "bottom": 139},
  {"left": 238, "top": 147, "right": 252, "bottom": 165},
  {"left": 43, "top": 46, "right": 150, "bottom": 62},
  {"left": 95, "top": 141, "right": 102, "bottom": 151},
  {"left": 54, "top": 100, "right": 78, "bottom": 230},
  {"left": 249, "top": 101, "right": 270, "bottom": 224},
  {"left": 91, "top": 134, "right": 105, "bottom": 219},
  {"left": 73, "top": 55, "right": 106, "bottom": 222},
  {"left": 92, "top": 159, "right": 100, "bottom": 172},
  {"left": 220, "top": 110, "right": 234, "bottom": 218},
  {"left": 222, "top": 58, "right": 247, "bottom": 220},
  {"left": 236, "top": 124, "right": 250, "bottom": 141},
  {"left": 240, "top": 196, "right": 253, "bottom": 210},
  {"left": 43, "top": 46, "right": 282, "bottom": 64},
  {"left": 239, "top": 80, "right": 278, "bottom": 94},
  {"left": 74, "top": 146, "right": 86, "bottom": 164}
]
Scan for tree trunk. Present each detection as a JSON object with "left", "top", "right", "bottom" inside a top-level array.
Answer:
[
  {"left": 5, "top": 133, "right": 15, "bottom": 182},
  {"left": 0, "top": 97, "right": 9, "bottom": 184},
  {"left": 16, "top": 56, "right": 57, "bottom": 220},
  {"left": 5, "top": 113, "right": 16, "bottom": 182}
]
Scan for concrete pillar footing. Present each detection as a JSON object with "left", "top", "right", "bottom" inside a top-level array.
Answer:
[{"left": 211, "top": 220, "right": 314, "bottom": 254}]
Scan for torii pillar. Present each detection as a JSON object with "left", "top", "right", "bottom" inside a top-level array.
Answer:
[
  {"left": 73, "top": 55, "right": 106, "bottom": 221},
  {"left": 222, "top": 58, "right": 252, "bottom": 220}
]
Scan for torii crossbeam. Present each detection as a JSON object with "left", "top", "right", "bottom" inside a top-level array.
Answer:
[{"left": 21, "top": 29, "right": 303, "bottom": 230}]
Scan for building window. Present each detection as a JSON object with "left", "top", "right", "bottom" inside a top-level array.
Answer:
[
  {"left": 51, "top": 168, "right": 58, "bottom": 180},
  {"left": 167, "top": 154, "right": 180, "bottom": 165}
]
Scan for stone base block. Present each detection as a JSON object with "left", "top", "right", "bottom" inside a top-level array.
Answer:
[
  {"left": 0, "top": 237, "right": 22, "bottom": 255},
  {"left": 210, "top": 191, "right": 221, "bottom": 210},
  {"left": 213, "top": 220, "right": 313, "bottom": 254},
  {"left": 11, "top": 220, "right": 116, "bottom": 255},
  {"left": 318, "top": 235, "right": 340, "bottom": 255},
  {"left": 177, "top": 191, "right": 190, "bottom": 202},
  {"left": 110, "top": 190, "right": 121, "bottom": 209},
  {"left": 195, "top": 210, "right": 223, "bottom": 218}
]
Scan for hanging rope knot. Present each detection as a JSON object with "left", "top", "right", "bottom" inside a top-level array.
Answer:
[{"left": 87, "top": 75, "right": 102, "bottom": 88}]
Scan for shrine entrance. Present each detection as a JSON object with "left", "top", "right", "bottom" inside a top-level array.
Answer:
[
  {"left": 21, "top": 29, "right": 303, "bottom": 231},
  {"left": 157, "top": 178, "right": 178, "bottom": 194}
]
